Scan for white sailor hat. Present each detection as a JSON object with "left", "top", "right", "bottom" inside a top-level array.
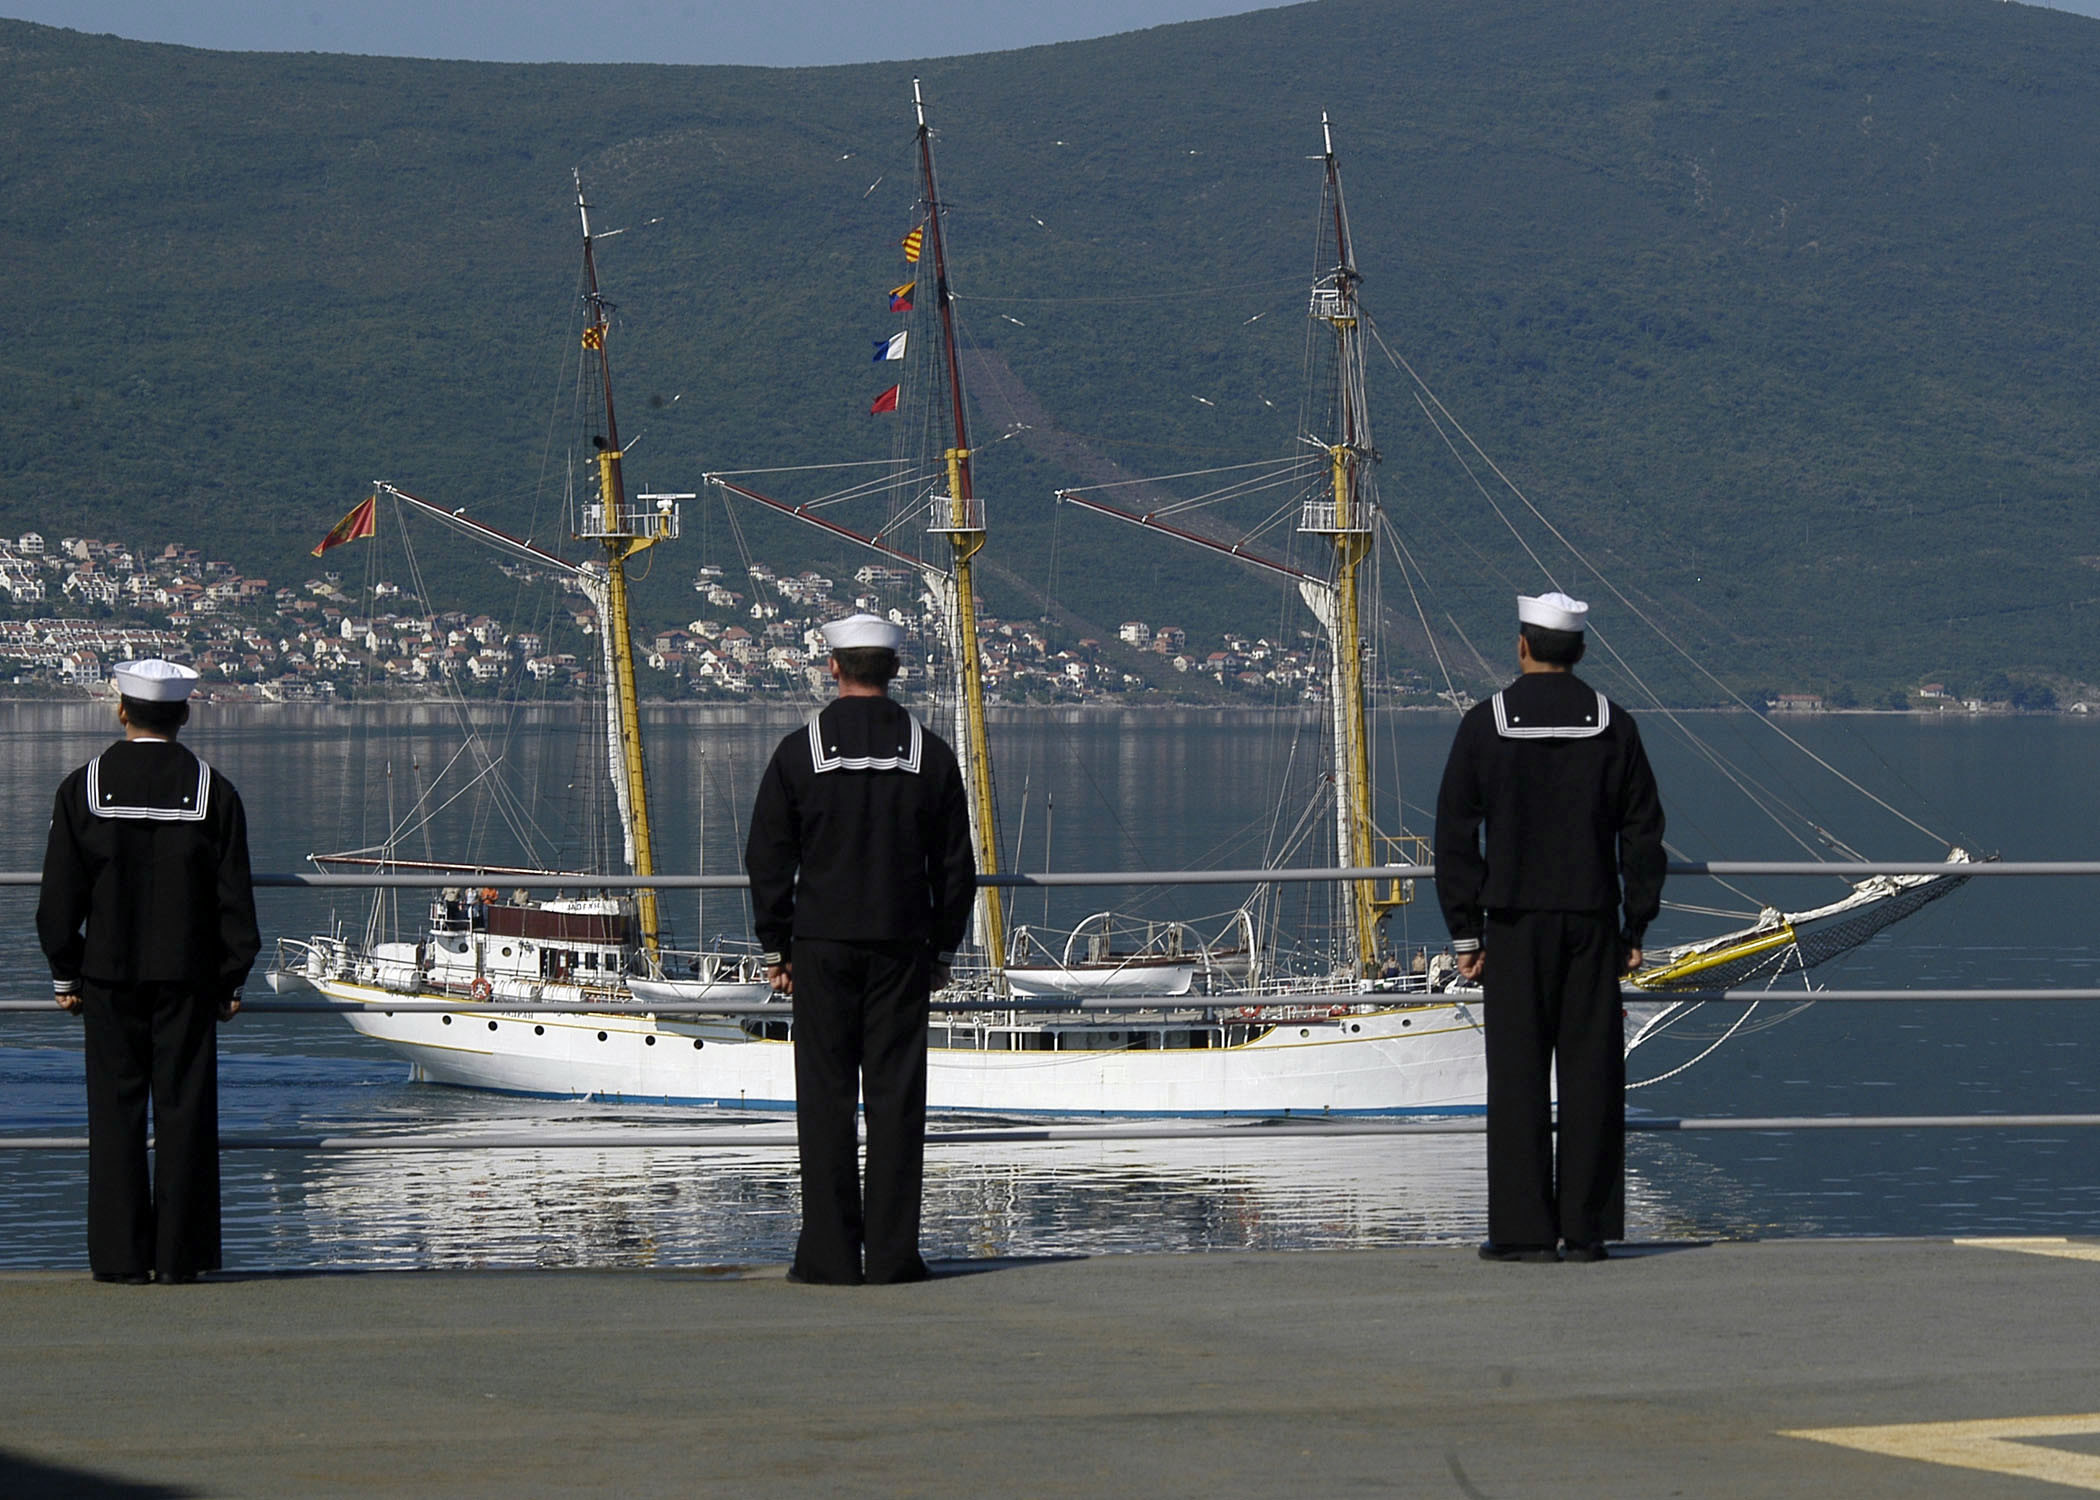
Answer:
[
  {"left": 821, "top": 613, "right": 904, "bottom": 652},
  {"left": 1517, "top": 591, "right": 1589, "bottom": 633},
  {"left": 111, "top": 658, "right": 200, "bottom": 702}
]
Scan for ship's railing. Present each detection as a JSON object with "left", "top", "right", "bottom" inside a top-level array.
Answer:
[
  {"left": 10, "top": 857, "right": 2090, "bottom": 891},
  {"left": 926, "top": 494, "right": 984, "bottom": 534},
  {"left": 576, "top": 494, "right": 684, "bottom": 541},
  {"left": 8, "top": 987, "right": 2097, "bottom": 1019},
  {"left": 1297, "top": 499, "right": 1373, "bottom": 535}
]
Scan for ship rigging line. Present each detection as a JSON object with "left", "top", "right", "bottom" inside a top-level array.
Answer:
[
  {"left": 1385, "top": 423, "right": 1831, "bottom": 888},
  {"left": 1406, "top": 388, "right": 1832, "bottom": 867},
  {"left": 954, "top": 275, "right": 1303, "bottom": 307},
  {"left": 1058, "top": 465, "right": 1313, "bottom": 547},
  {"left": 707, "top": 459, "right": 911, "bottom": 475},
  {"left": 716, "top": 466, "right": 949, "bottom": 554},
  {"left": 1389, "top": 399, "right": 1831, "bottom": 881},
  {"left": 1373, "top": 514, "right": 1464, "bottom": 717},
  {"left": 1366, "top": 317, "right": 1948, "bottom": 850},
  {"left": 1058, "top": 456, "right": 1302, "bottom": 498},
  {"left": 329, "top": 743, "right": 489, "bottom": 861},
  {"left": 373, "top": 756, "right": 511, "bottom": 857},
  {"left": 385, "top": 498, "right": 556, "bottom": 868},
  {"left": 397, "top": 539, "right": 544, "bottom": 864},
  {"left": 798, "top": 468, "right": 937, "bottom": 511},
  {"left": 1628, "top": 998, "right": 1769, "bottom": 1089}
]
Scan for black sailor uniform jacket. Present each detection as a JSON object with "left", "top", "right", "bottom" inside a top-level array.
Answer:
[
  {"left": 1433, "top": 671, "right": 1667, "bottom": 954},
  {"left": 37, "top": 739, "right": 262, "bottom": 1001},
  {"left": 744, "top": 696, "right": 978, "bottom": 963}
]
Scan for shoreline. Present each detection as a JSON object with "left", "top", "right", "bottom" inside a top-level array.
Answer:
[{"left": 0, "top": 690, "right": 2085, "bottom": 722}]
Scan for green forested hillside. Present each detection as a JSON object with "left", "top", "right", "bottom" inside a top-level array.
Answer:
[{"left": 3, "top": 0, "right": 2097, "bottom": 703}]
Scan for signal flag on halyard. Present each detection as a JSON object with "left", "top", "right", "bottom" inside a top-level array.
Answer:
[
  {"left": 872, "top": 331, "right": 909, "bottom": 362},
  {"left": 581, "top": 324, "right": 606, "bottom": 350},
  {"left": 869, "top": 384, "right": 901, "bottom": 415},
  {"left": 901, "top": 225, "right": 924, "bottom": 263},
  {"left": 889, "top": 281, "right": 915, "bottom": 312},
  {"left": 311, "top": 495, "right": 378, "bottom": 556}
]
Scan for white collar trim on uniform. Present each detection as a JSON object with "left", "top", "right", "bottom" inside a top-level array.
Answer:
[
  {"left": 806, "top": 712, "right": 923, "bottom": 774},
  {"left": 1490, "top": 688, "right": 1609, "bottom": 740},
  {"left": 86, "top": 750, "right": 213, "bottom": 821}
]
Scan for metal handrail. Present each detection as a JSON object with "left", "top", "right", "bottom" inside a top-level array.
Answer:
[
  {"left": 5, "top": 988, "right": 2100, "bottom": 1016},
  {"left": 6, "top": 1113, "right": 2100, "bottom": 1152},
  {"left": 0, "top": 859, "right": 2088, "bottom": 889},
  {"left": 0, "top": 860, "right": 2078, "bottom": 1016}
]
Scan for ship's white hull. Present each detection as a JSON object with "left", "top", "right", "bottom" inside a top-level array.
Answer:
[{"left": 315, "top": 974, "right": 1491, "bottom": 1116}]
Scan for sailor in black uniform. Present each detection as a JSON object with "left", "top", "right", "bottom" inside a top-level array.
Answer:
[
  {"left": 37, "top": 659, "right": 261, "bottom": 1284},
  {"left": 745, "top": 614, "right": 976, "bottom": 1285},
  {"left": 1433, "top": 593, "right": 1666, "bottom": 1264}
]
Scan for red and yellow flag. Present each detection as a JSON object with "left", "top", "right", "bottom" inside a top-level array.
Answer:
[
  {"left": 888, "top": 280, "right": 915, "bottom": 312},
  {"left": 311, "top": 494, "right": 378, "bottom": 556},
  {"left": 869, "top": 384, "right": 901, "bottom": 415},
  {"left": 581, "top": 323, "right": 606, "bottom": 350},
  {"left": 901, "top": 225, "right": 924, "bottom": 263}
]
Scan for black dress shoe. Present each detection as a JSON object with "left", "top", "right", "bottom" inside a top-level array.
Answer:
[
  {"left": 155, "top": 1269, "right": 200, "bottom": 1285},
  {"left": 1478, "top": 1243, "right": 1561, "bottom": 1263},
  {"left": 93, "top": 1271, "right": 152, "bottom": 1285},
  {"left": 1561, "top": 1243, "right": 1610, "bottom": 1263}
]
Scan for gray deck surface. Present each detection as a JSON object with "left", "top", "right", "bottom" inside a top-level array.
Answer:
[{"left": 5, "top": 1238, "right": 2100, "bottom": 1498}]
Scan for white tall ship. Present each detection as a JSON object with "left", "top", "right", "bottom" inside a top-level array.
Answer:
[{"left": 282, "top": 102, "right": 1969, "bottom": 1115}]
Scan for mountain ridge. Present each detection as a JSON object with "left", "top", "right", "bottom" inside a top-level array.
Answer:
[{"left": 3, "top": 0, "right": 2098, "bottom": 704}]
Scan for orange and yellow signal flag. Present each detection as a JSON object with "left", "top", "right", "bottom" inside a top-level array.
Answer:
[
  {"left": 901, "top": 225, "right": 924, "bottom": 263},
  {"left": 581, "top": 323, "right": 606, "bottom": 350},
  {"left": 311, "top": 494, "right": 378, "bottom": 557}
]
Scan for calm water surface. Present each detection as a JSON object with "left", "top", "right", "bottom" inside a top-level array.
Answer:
[{"left": 1, "top": 701, "right": 2094, "bottom": 1268}]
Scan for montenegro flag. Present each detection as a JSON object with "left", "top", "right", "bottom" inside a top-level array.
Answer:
[{"left": 312, "top": 494, "right": 378, "bottom": 556}]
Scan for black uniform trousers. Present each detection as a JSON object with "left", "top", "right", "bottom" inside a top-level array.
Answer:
[
  {"left": 81, "top": 980, "right": 222, "bottom": 1278},
  {"left": 789, "top": 938, "right": 932, "bottom": 1286},
  {"left": 1482, "top": 910, "right": 1626, "bottom": 1251}
]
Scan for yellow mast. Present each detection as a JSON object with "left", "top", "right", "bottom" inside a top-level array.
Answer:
[
  {"left": 1301, "top": 115, "right": 1402, "bottom": 976},
  {"left": 915, "top": 80, "right": 1007, "bottom": 971},
  {"left": 1060, "top": 118, "right": 1411, "bottom": 979},
  {"left": 574, "top": 169, "right": 677, "bottom": 956}
]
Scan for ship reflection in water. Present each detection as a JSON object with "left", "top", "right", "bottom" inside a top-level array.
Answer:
[
  {"left": 0, "top": 1003, "right": 1735, "bottom": 1271},
  {"left": 16, "top": 1026, "right": 2090, "bottom": 1268},
  {"left": 274, "top": 1126, "right": 1501, "bottom": 1270},
  {"left": 241, "top": 1107, "right": 1672, "bottom": 1271}
]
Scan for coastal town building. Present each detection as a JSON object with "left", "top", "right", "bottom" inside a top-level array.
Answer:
[{"left": 8, "top": 531, "right": 2042, "bottom": 712}]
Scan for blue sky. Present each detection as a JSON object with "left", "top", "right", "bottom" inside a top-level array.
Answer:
[
  {"left": 24, "top": 1, "right": 2085, "bottom": 66},
  {"left": 0, "top": 1, "right": 1294, "bottom": 66}
]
